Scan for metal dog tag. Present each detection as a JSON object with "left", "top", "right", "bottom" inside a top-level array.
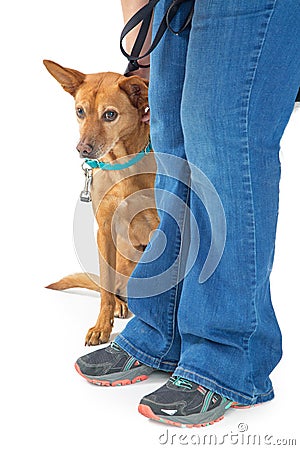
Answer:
[{"left": 80, "top": 165, "right": 93, "bottom": 202}]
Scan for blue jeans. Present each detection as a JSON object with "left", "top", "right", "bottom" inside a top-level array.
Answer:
[{"left": 115, "top": 0, "right": 300, "bottom": 405}]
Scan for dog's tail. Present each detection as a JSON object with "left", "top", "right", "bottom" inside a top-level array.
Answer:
[{"left": 46, "top": 273, "right": 100, "bottom": 292}]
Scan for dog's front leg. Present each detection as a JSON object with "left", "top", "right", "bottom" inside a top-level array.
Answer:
[{"left": 85, "top": 222, "right": 116, "bottom": 346}]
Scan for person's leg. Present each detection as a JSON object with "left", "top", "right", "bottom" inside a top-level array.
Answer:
[
  {"left": 115, "top": 0, "right": 195, "bottom": 370},
  {"left": 171, "top": 0, "right": 300, "bottom": 405}
]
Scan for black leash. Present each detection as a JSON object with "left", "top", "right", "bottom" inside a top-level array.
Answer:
[
  {"left": 120, "top": 0, "right": 195, "bottom": 76},
  {"left": 120, "top": 0, "right": 300, "bottom": 102}
]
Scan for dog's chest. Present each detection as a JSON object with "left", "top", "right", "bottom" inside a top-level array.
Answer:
[{"left": 90, "top": 152, "right": 157, "bottom": 215}]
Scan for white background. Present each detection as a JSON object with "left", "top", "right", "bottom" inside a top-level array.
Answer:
[{"left": 1, "top": 1, "right": 299, "bottom": 449}]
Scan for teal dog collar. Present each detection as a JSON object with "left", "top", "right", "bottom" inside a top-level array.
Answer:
[{"left": 84, "top": 141, "right": 152, "bottom": 170}]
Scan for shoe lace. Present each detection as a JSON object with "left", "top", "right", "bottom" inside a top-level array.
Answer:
[
  {"left": 170, "top": 376, "right": 193, "bottom": 390},
  {"left": 110, "top": 342, "right": 121, "bottom": 351}
]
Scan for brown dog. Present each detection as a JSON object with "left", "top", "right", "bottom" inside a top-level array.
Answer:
[{"left": 43, "top": 60, "right": 159, "bottom": 345}]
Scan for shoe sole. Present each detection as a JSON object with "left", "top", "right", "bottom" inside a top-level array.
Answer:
[
  {"left": 138, "top": 403, "right": 230, "bottom": 429},
  {"left": 231, "top": 402, "right": 261, "bottom": 409},
  {"left": 74, "top": 362, "right": 151, "bottom": 386}
]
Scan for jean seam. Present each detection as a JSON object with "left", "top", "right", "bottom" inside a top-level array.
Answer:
[
  {"left": 158, "top": 178, "right": 191, "bottom": 364},
  {"left": 241, "top": 0, "right": 278, "bottom": 392}
]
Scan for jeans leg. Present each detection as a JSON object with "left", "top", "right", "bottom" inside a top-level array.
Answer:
[
  {"left": 116, "top": 0, "right": 193, "bottom": 370},
  {"left": 173, "top": 0, "right": 300, "bottom": 404}
]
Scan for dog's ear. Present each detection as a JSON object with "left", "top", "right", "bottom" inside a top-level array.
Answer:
[
  {"left": 43, "top": 60, "right": 85, "bottom": 97},
  {"left": 118, "top": 76, "right": 149, "bottom": 110}
]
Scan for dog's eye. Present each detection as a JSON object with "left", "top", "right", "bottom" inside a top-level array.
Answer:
[
  {"left": 103, "top": 110, "right": 118, "bottom": 122},
  {"left": 76, "top": 107, "right": 85, "bottom": 119}
]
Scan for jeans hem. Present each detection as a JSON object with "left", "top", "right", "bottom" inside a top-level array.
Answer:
[
  {"left": 115, "top": 335, "right": 275, "bottom": 405},
  {"left": 115, "top": 334, "right": 178, "bottom": 372},
  {"left": 173, "top": 366, "right": 275, "bottom": 406}
]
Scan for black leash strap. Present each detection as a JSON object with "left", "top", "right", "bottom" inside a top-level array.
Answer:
[
  {"left": 121, "top": 0, "right": 195, "bottom": 76},
  {"left": 120, "top": 0, "right": 300, "bottom": 102}
]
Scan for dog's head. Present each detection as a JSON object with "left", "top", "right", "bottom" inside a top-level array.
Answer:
[{"left": 43, "top": 60, "right": 149, "bottom": 159}]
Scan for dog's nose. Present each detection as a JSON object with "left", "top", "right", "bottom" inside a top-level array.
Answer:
[{"left": 77, "top": 141, "right": 94, "bottom": 157}]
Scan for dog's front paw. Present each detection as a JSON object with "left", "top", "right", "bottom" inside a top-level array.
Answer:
[
  {"left": 85, "top": 324, "right": 112, "bottom": 346},
  {"left": 114, "top": 297, "right": 128, "bottom": 318}
]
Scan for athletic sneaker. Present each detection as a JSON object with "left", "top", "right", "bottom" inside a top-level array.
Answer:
[
  {"left": 138, "top": 376, "right": 234, "bottom": 428},
  {"left": 75, "top": 342, "right": 154, "bottom": 386}
]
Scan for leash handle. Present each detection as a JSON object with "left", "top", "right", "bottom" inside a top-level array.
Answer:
[{"left": 121, "top": 0, "right": 195, "bottom": 76}]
